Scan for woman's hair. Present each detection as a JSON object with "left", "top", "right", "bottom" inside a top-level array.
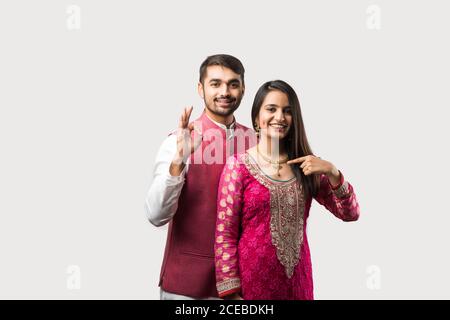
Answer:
[{"left": 251, "top": 80, "right": 320, "bottom": 199}]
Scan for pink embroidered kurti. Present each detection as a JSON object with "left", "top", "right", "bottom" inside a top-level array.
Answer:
[{"left": 215, "top": 153, "right": 360, "bottom": 300}]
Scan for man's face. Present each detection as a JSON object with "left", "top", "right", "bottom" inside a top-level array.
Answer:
[{"left": 198, "top": 65, "right": 245, "bottom": 118}]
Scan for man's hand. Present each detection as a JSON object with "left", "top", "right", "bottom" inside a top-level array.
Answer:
[{"left": 170, "top": 106, "right": 203, "bottom": 176}]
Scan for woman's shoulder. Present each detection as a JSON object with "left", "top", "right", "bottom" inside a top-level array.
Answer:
[
  {"left": 224, "top": 152, "right": 253, "bottom": 173},
  {"left": 226, "top": 153, "right": 245, "bottom": 166}
]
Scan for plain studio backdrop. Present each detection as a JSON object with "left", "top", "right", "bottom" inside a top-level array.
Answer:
[{"left": 0, "top": 0, "right": 448, "bottom": 299}]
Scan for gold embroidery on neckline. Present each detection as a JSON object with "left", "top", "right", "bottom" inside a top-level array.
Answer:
[{"left": 240, "top": 153, "right": 305, "bottom": 278}]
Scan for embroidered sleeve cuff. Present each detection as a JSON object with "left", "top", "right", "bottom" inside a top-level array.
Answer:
[
  {"left": 328, "top": 170, "right": 344, "bottom": 190},
  {"left": 327, "top": 171, "right": 350, "bottom": 198},
  {"left": 332, "top": 180, "right": 351, "bottom": 198},
  {"left": 217, "top": 278, "right": 241, "bottom": 298}
]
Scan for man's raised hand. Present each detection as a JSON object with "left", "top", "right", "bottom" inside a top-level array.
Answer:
[{"left": 172, "top": 106, "right": 203, "bottom": 168}]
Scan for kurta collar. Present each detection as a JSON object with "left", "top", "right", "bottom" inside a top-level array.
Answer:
[{"left": 204, "top": 111, "right": 236, "bottom": 130}]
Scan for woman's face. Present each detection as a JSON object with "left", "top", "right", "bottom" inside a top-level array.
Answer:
[{"left": 256, "top": 90, "right": 292, "bottom": 141}]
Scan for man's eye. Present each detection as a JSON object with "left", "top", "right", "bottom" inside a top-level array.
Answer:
[
  {"left": 230, "top": 83, "right": 239, "bottom": 88},
  {"left": 211, "top": 83, "right": 219, "bottom": 87}
]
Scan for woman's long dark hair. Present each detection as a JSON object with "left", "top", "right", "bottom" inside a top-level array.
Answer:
[{"left": 251, "top": 80, "right": 320, "bottom": 199}]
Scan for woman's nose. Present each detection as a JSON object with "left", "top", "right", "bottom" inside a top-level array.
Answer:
[{"left": 275, "top": 110, "right": 285, "bottom": 121}]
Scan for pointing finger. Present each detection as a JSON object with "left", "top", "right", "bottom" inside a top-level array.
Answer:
[{"left": 287, "top": 156, "right": 308, "bottom": 165}]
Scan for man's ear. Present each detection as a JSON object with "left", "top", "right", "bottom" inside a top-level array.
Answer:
[
  {"left": 241, "top": 84, "right": 245, "bottom": 97},
  {"left": 197, "top": 82, "right": 204, "bottom": 99}
]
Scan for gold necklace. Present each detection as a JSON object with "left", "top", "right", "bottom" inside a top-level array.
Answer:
[{"left": 256, "top": 144, "right": 289, "bottom": 177}]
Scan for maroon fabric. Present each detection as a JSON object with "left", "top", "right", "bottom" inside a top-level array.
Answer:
[{"left": 159, "top": 112, "right": 254, "bottom": 298}]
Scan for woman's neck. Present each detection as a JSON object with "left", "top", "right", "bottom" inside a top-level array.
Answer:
[{"left": 257, "top": 136, "right": 287, "bottom": 159}]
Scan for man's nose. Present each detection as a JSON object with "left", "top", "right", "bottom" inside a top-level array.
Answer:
[{"left": 219, "top": 84, "right": 230, "bottom": 95}]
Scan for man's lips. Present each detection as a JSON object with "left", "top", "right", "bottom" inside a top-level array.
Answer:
[
  {"left": 215, "top": 98, "right": 235, "bottom": 106},
  {"left": 215, "top": 98, "right": 235, "bottom": 103}
]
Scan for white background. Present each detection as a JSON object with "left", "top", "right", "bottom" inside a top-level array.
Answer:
[{"left": 0, "top": 0, "right": 449, "bottom": 299}]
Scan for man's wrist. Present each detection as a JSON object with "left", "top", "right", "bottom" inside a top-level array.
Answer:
[{"left": 169, "top": 161, "right": 186, "bottom": 176}]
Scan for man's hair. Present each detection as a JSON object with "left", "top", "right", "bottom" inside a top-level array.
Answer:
[{"left": 199, "top": 54, "right": 245, "bottom": 85}]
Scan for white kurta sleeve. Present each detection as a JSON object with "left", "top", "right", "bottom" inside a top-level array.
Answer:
[{"left": 145, "top": 134, "right": 189, "bottom": 227}]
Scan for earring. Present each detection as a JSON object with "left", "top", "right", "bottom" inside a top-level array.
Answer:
[{"left": 254, "top": 122, "right": 260, "bottom": 138}]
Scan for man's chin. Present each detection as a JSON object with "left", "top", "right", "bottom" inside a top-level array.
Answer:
[{"left": 209, "top": 105, "right": 238, "bottom": 116}]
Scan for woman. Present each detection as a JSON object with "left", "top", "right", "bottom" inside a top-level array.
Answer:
[{"left": 214, "top": 80, "right": 360, "bottom": 300}]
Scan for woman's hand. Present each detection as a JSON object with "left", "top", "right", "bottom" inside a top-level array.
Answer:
[
  {"left": 287, "top": 155, "right": 340, "bottom": 185},
  {"left": 224, "top": 292, "right": 243, "bottom": 300}
]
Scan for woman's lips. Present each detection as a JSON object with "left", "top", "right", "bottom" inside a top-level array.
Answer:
[{"left": 269, "top": 124, "right": 288, "bottom": 132}]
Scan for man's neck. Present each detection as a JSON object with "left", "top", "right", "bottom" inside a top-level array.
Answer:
[{"left": 204, "top": 108, "right": 235, "bottom": 127}]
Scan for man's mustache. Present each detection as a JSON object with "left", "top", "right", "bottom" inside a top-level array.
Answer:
[{"left": 214, "top": 96, "right": 236, "bottom": 101}]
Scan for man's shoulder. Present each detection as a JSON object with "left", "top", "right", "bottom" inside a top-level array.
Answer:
[{"left": 235, "top": 122, "right": 252, "bottom": 131}]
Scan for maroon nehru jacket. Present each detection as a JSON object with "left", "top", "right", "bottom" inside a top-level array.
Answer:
[{"left": 159, "top": 112, "right": 255, "bottom": 298}]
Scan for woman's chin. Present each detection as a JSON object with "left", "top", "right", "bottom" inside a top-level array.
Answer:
[{"left": 263, "top": 133, "right": 288, "bottom": 141}]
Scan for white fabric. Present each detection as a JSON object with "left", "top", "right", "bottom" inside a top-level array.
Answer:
[{"left": 144, "top": 114, "right": 236, "bottom": 227}]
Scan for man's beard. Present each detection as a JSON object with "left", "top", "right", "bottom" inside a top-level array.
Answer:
[{"left": 203, "top": 93, "right": 241, "bottom": 117}]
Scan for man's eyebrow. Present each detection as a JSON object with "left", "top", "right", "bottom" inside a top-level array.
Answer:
[{"left": 208, "top": 78, "right": 241, "bottom": 84}]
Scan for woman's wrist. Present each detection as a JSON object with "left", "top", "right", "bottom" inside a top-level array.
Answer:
[
  {"left": 326, "top": 166, "right": 341, "bottom": 188},
  {"left": 224, "top": 292, "right": 242, "bottom": 300}
]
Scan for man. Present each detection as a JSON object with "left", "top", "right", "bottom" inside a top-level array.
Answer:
[{"left": 145, "top": 54, "right": 255, "bottom": 299}]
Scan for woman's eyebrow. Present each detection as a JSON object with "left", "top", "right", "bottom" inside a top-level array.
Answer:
[{"left": 263, "top": 104, "right": 291, "bottom": 109}]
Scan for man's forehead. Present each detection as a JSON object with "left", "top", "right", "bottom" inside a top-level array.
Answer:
[{"left": 204, "top": 65, "right": 242, "bottom": 82}]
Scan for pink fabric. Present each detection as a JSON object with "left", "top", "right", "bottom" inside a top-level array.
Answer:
[{"left": 215, "top": 154, "right": 360, "bottom": 300}]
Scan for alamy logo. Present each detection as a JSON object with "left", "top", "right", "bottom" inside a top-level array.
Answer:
[
  {"left": 366, "top": 265, "right": 381, "bottom": 290},
  {"left": 66, "top": 5, "right": 81, "bottom": 30},
  {"left": 66, "top": 265, "right": 81, "bottom": 290},
  {"left": 366, "top": 5, "right": 381, "bottom": 30}
]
